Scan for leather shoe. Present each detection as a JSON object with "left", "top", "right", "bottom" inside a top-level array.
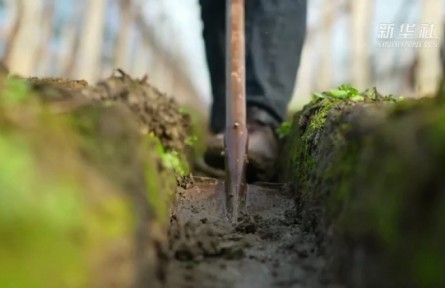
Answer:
[{"left": 203, "top": 120, "right": 279, "bottom": 181}]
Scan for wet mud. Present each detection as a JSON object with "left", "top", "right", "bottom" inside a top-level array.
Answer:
[{"left": 165, "top": 177, "right": 341, "bottom": 288}]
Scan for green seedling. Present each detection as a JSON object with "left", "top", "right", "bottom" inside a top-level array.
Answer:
[
  {"left": 185, "top": 135, "right": 198, "bottom": 146},
  {"left": 276, "top": 121, "right": 292, "bottom": 139},
  {"left": 161, "top": 150, "right": 188, "bottom": 176},
  {"left": 1, "top": 78, "right": 30, "bottom": 106},
  {"left": 312, "top": 84, "right": 365, "bottom": 102}
]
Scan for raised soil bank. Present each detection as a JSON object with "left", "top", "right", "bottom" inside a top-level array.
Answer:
[
  {"left": 2, "top": 72, "right": 444, "bottom": 288},
  {"left": 0, "top": 73, "right": 188, "bottom": 288},
  {"left": 280, "top": 92, "right": 445, "bottom": 288}
]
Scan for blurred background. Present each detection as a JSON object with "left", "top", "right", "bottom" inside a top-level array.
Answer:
[{"left": 0, "top": 0, "right": 444, "bottom": 111}]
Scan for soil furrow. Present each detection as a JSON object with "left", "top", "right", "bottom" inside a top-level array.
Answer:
[{"left": 166, "top": 178, "right": 340, "bottom": 288}]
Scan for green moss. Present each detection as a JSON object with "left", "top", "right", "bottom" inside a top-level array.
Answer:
[
  {"left": 390, "top": 98, "right": 426, "bottom": 117},
  {"left": 144, "top": 135, "right": 182, "bottom": 222},
  {"left": 70, "top": 103, "right": 179, "bottom": 225},
  {"left": 179, "top": 105, "right": 207, "bottom": 159},
  {"left": 1, "top": 77, "right": 31, "bottom": 107},
  {"left": 292, "top": 132, "right": 315, "bottom": 193},
  {"left": 327, "top": 141, "right": 359, "bottom": 218},
  {"left": 414, "top": 244, "right": 444, "bottom": 287},
  {"left": 277, "top": 121, "right": 292, "bottom": 139},
  {"left": 282, "top": 87, "right": 445, "bottom": 287},
  {"left": 427, "top": 107, "right": 445, "bottom": 153},
  {"left": 0, "top": 77, "right": 179, "bottom": 286},
  {"left": 149, "top": 134, "right": 189, "bottom": 176},
  {"left": 162, "top": 151, "right": 189, "bottom": 176},
  {"left": 287, "top": 94, "right": 409, "bottom": 245},
  {"left": 185, "top": 135, "right": 198, "bottom": 146},
  {"left": 307, "top": 101, "right": 334, "bottom": 132},
  {"left": 283, "top": 99, "right": 338, "bottom": 195},
  {"left": 0, "top": 117, "right": 106, "bottom": 288}
]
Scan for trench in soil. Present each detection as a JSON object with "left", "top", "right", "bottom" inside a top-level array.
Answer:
[{"left": 165, "top": 177, "right": 340, "bottom": 288}]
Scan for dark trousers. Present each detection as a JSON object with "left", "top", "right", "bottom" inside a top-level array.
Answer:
[{"left": 199, "top": 0, "right": 307, "bottom": 133}]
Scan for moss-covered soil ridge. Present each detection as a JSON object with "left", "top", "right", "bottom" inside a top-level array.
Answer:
[
  {"left": 0, "top": 72, "right": 190, "bottom": 288},
  {"left": 281, "top": 86, "right": 445, "bottom": 287}
]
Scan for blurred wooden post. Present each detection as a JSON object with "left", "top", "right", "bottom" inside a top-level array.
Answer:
[
  {"left": 3, "top": 0, "right": 22, "bottom": 65},
  {"left": 132, "top": 37, "right": 150, "bottom": 78},
  {"left": 114, "top": 0, "right": 132, "bottom": 69},
  {"left": 291, "top": 33, "right": 315, "bottom": 108},
  {"left": 319, "top": 0, "right": 334, "bottom": 90},
  {"left": 133, "top": 8, "right": 207, "bottom": 114},
  {"left": 60, "top": 20, "right": 78, "bottom": 76},
  {"left": 291, "top": 2, "right": 351, "bottom": 107},
  {"left": 350, "top": 0, "right": 373, "bottom": 89},
  {"left": 6, "top": 0, "right": 43, "bottom": 76},
  {"left": 416, "top": 0, "right": 443, "bottom": 96},
  {"left": 35, "top": 0, "right": 55, "bottom": 76},
  {"left": 58, "top": 2, "right": 83, "bottom": 77},
  {"left": 75, "top": 0, "right": 107, "bottom": 82}
]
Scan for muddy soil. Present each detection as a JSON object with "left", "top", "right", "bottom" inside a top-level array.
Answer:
[
  {"left": 27, "top": 72, "right": 190, "bottom": 153},
  {"left": 165, "top": 177, "right": 341, "bottom": 288},
  {"left": 89, "top": 71, "right": 190, "bottom": 152}
]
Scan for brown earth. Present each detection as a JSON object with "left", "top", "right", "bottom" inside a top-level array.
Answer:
[
  {"left": 165, "top": 177, "right": 341, "bottom": 288},
  {"left": 27, "top": 70, "right": 190, "bottom": 153},
  {"left": 280, "top": 92, "right": 445, "bottom": 288},
  {"left": 10, "top": 71, "right": 443, "bottom": 288},
  {"left": 0, "top": 72, "right": 189, "bottom": 288}
]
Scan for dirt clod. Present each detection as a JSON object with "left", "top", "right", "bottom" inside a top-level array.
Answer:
[
  {"left": 86, "top": 70, "right": 190, "bottom": 152},
  {"left": 166, "top": 180, "right": 340, "bottom": 288},
  {"left": 169, "top": 217, "right": 247, "bottom": 263},
  {"left": 235, "top": 214, "right": 258, "bottom": 234}
]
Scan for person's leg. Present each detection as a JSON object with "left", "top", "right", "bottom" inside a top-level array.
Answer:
[
  {"left": 199, "top": 0, "right": 307, "bottom": 179},
  {"left": 199, "top": 0, "right": 307, "bottom": 132},
  {"left": 199, "top": 0, "right": 227, "bottom": 134},
  {"left": 245, "top": 0, "right": 307, "bottom": 128}
]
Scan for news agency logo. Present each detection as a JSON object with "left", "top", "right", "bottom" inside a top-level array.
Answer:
[{"left": 376, "top": 23, "right": 439, "bottom": 48}]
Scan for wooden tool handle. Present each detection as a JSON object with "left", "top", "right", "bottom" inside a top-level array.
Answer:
[{"left": 225, "top": 0, "right": 247, "bottom": 223}]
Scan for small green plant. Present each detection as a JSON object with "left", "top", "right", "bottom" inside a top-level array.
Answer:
[
  {"left": 161, "top": 150, "right": 188, "bottom": 176},
  {"left": 276, "top": 121, "right": 292, "bottom": 139},
  {"left": 148, "top": 134, "right": 189, "bottom": 176},
  {"left": 178, "top": 107, "right": 187, "bottom": 114},
  {"left": 185, "top": 135, "right": 198, "bottom": 146},
  {"left": 312, "top": 84, "right": 364, "bottom": 102},
  {"left": 103, "top": 100, "right": 115, "bottom": 107},
  {"left": 1, "top": 78, "right": 30, "bottom": 106}
]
